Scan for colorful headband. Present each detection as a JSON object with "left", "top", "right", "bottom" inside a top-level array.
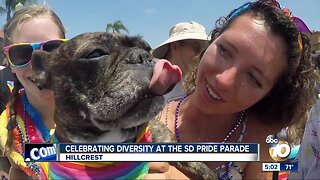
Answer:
[
  {"left": 228, "top": 2, "right": 252, "bottom": 20},
  {"left": 229, "top": 0, "right": 308, "bottom": 57}
]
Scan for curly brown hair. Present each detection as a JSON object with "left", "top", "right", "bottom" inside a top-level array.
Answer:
[{"left": 185, "top": 0, "right": 319, "bottom": 144}]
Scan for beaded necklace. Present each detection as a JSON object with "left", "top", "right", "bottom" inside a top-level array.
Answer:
[
  {"left": 13, "top": 92, "right": 45, "bottom": 176},
  {"left": 22, "top": 94, "right": 57, "bottom": 142},
  {"left": 173, "top": 96, "right": 248, "bottom": 179},
  {"left": 165, "top": 101, "right": 174, "bottom": 127}
]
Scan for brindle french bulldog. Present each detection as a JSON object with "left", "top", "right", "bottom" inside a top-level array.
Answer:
[{"left": 31, "top": 32, "right": 217, "bottom": 180}]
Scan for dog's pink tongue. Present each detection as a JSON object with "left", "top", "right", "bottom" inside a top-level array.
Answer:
[{"left": 149, "top": 59, "right": 182, "bottom": 95}]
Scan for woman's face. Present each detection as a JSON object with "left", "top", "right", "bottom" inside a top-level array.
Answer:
[
  {"left": 195, "top": 14, "right": 287, "bottom": 115},
  {"left": 10, "top": 15, "right": 62, "bottom": 101},
  {"left": 177, "top": 40, "right": 207, "bottom": 76}
]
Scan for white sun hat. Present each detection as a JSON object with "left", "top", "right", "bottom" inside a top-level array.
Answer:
[
  {"left": 152, "top": 21, "right": 210, "bottom": 59},
  {"left": 152, "top": 21, "right": 210, "bottom": 58}
]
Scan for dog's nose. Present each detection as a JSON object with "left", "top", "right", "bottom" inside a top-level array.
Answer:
[{"left": 126, "top": 48, "right": 154, "bottom": 66}]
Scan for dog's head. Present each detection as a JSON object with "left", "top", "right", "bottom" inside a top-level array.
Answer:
[{"left": 31, "top": 32, "right": 181, "bottom": 142}]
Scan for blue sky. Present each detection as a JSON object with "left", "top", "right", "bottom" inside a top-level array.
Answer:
[{"left": 1, "top": 0, "right": 319, "bottom": 48}]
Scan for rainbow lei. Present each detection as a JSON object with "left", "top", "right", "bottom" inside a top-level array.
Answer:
[
  {"left": 0, "top": 92, "right": 48, "bottom": 178},
  {"left": 48, "top": 127, "right": 152, "bottom": 179},
  {"left": 0, "top": 91, "right": 152, "bottom": 179}
]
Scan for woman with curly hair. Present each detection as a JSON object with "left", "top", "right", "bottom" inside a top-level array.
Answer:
[{"left": 146, "top": 0, "right": 318, "bottom": 179}]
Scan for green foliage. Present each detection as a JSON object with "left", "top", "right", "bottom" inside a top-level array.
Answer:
[
  {"left": 106, "top": 20, "right": 129, "bottom": 34},
  {"left": 0, "top": 0, "right": 38, "bottom": 22}
]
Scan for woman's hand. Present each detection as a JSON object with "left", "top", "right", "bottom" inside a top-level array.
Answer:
[{"left": 145, "top": 162, "right": 189, "bottom": 179}]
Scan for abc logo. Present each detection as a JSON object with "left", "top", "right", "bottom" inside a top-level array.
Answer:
[{"left": 266, "top": 135, "right": 291, "bottom": 161}]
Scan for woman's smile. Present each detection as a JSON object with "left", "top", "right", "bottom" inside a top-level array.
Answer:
[{"left": 206, "top": 84, "right": 223, "bottom": 101}]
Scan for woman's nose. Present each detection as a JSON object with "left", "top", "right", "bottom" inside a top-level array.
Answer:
[{"left": 215, "top": 67, "right": 238, "bottom": 90}]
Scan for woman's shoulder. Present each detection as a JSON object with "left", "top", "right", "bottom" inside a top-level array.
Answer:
[
  {"left": 243, "top": 115, "right": 275, "bottom": 156},
  {"left": 245, "top": 114, "right": 280, "bottom": 142},
  {"left": 225, "top": 114, "right": 275, "bottom": 179}
]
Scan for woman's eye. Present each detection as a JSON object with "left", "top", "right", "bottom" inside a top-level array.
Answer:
[
  {"left": 217, "top": 44, "right": 229, "bottom": 57},
  {"left": 85, "top": 49, "right": 108, "bottom": 59},
  {"left": 248, "top": 72, "right": 262, "bottom": 88}
]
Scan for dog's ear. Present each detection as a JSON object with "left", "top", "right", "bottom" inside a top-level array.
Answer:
[
  {"left": 31, "top": 50, "right": 52, "bottom": 90},
  {"left": 131, "top": 36, "right": 152, "bottom": 52}
]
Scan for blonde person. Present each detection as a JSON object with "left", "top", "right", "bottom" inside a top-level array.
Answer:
[
  {"left": 0, "top": 5, "right": 66, "bottom": 179},
  {"left": 146, "top": 0, "right": 318, "bottom": 179},
  {"left": 152, "top": 21, "right": 209, "bottom": 103}
]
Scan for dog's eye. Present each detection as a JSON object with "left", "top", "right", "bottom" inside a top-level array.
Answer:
[{"left": 85, "top": 49, "right": 108, "bottom": 59}]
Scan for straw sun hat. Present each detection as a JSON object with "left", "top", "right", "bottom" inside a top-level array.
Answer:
[{"left": 152, "top": 21, "right": 210, "bottom": 59}]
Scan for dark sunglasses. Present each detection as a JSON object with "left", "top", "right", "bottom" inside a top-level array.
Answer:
[{"left": 3, "top": 39, "right": 68, "bottom": 68}]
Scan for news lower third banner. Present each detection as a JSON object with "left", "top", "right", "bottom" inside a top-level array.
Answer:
[{"left": 24, "top": 143, "right": 260, "bottom": 162}]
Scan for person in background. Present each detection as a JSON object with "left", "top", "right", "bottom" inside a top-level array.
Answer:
[
  {"left": 152, "top": 21, "right": 209, "bottom": 103},
  {"left": 146, "top": 0, "right": 318, "bottom": 179},
  {"left": 0, "top": 64, "right": 14, "bottom": 179},
  {"left": 0, "top": 5, "right": 66, "bottom": 179},
  {"left": 288, "top": 99, "right": 320, "bottom": 179},
  {"left": 288, "top": 52, "right": 320, "bottom": 180},
  {"left": 0, "top": 65, "right": 15, "bottom": 112}
]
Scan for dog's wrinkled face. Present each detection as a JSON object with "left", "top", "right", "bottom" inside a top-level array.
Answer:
[{"left": 32, "top": 32, "right": 180, "bottom": 142}]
